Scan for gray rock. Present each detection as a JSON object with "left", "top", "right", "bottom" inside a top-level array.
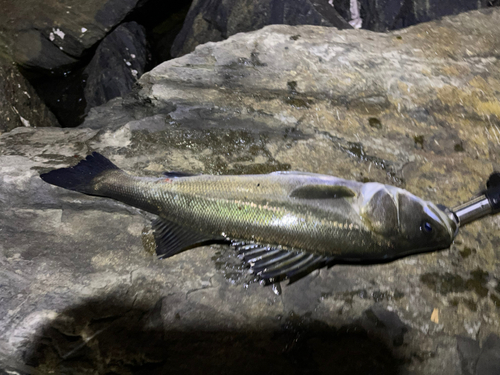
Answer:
[
  {"left": 1, "top": 8, "right": 500, "bottom": 374},
  {"left": 0, "top": 0, "right": 143, "bottom": 71},
  {"left": 0, "top": 62, "right": 60, "bottom": 133},
  {"left": 171, "top": 0, "right": 352, "bottom": 58},
  {"left": 84, "top": 21, "right": 148, "bottom": 113}
]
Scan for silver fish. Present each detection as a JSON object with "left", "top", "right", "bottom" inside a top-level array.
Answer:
[{"left": 40, "top": 152, "right": 458, "bottom": 284}]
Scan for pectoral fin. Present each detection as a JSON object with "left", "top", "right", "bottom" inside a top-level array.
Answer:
[
  {"left": 153, "top": 218, "right": 224, "bottom": 259},
  {"left": 289, "top": 184, "right": 356, "bottom": 200}
]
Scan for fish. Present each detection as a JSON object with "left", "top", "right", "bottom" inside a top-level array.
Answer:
[{"left": 40, "top": 152, "right": 458, "bottom": 285}]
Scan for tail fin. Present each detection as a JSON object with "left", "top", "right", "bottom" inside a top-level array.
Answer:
[{"left": 40, "top": 152, "right": 120, "bottom": 195}]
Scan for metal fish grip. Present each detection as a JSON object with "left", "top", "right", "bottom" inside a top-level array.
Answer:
[{"left": 452, "top": 172, "right": 500, "bottom": 226}]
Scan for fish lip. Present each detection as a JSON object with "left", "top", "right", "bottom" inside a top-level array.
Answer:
[{"left": 434, "top": 204, "right": 459, "bottom": 240}]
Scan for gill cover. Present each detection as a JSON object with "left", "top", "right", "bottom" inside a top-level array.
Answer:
[
  {"left": 360, "top": 183, "right": 457, "bottom": 253},
  {"left": 360, "top": 183, "right": 399, "bottom": 236}
]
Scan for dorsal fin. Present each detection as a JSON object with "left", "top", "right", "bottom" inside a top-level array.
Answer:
[
  {"left": 162, "top": 171, "right": 198, "bottom": 178},
  {"left": 271, "top": 171, "right": 325, "bottom": 176},
  {"left": 289, "top": 184, "right": 356, "bottom": 199}
]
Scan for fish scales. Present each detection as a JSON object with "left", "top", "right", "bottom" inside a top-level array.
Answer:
[{"left": 101, "top": 171, "right": 376, "bottom": 256}]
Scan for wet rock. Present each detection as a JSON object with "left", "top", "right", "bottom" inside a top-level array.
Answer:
[
  {"left": 171, "top": 0, "right": 351, "bottom": 57},
  {"left": 0, "top": 0, "right": 144, "bottom": 71},
  {"left": 0, "top": 62, "right": 60, "bottom": 133},
  {"left": 84, "top": 21, "right": 148, "bottom": 114},
  {"left": 1, "top": 8, "right": 500, "bottom": 374}
]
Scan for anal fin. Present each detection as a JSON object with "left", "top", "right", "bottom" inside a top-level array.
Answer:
[{"left": 153, "top": 218, "right": 224, "bottom": 259}]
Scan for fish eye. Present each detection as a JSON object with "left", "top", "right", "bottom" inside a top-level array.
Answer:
[{"left": 421, "top": 221, "right": 432, "bottom": 233}]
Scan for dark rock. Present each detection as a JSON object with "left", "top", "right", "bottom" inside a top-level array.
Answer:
[
  {"left": 457, "top": 336, "right": 481, "bottom": 375},
  {"left": 457, "top": 334, "right": 500, "bottom": 375},
  {"left": 83, "top": 21, "right": 148, "bottom": 113},
  {"left": 358, "top": 0, "right": 494, "bottom": 32},
  {"left": 171, "top": 0, "right": 352, "bottom": 57},
  {"left": 0, "top": 0, "right": 144, "bottom": 71},
  {"left": 170, "top": 0, "right": 499, "bottom": 56},
  {"left": 476, "top": 334, "right": 500, "bottom": 375},
  {"left": 363, "top": 306, "right": 409, "bottom": 347},
  {"left": 28, "top": 67, "right": 89, "bottom": 128},
  {"left": 133, "top": 0, "right": 192, "bottom": 65},
  {"left": 0, "top": 62, "right": 59, "bottom": 133},
  {"left": 328, "top": 0, "right": 352, "bottom": 23}
]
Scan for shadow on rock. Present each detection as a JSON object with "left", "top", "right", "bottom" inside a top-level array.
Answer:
[{"left": 22, "top": 296, "right": 404, "bottom": 375}]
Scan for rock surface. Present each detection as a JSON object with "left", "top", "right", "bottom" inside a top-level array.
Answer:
[
  {"left": 0, "top": 0, "right": 143, "bottom": 71},
  {"left": 83, "top": 21, "right": 148, "bottom": 114},
  {"left": 1, "top": 8, "right": 500, "bottom": 374},
  {"left": 171, "top": 0, "right": 352, "bottom": 58},
  {"left": 0, "top": 62, "right": 60, "bottom": 133}
]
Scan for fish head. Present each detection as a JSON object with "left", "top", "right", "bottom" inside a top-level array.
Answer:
[{"left": 360, "top": 183, "right": 458, "bottom": 256}]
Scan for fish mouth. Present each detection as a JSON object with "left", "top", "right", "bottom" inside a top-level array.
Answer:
[{"left": 434, "top": 204, "right": 459, "bottom": 240}]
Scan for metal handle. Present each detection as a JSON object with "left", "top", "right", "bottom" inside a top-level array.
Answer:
[{"left": 452, "top": 195, "right": 492, "bottom": 226}]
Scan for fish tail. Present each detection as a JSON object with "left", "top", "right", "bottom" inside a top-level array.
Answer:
[{"left": 40, "top": 152, "right": 122, "bottom": 195}]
